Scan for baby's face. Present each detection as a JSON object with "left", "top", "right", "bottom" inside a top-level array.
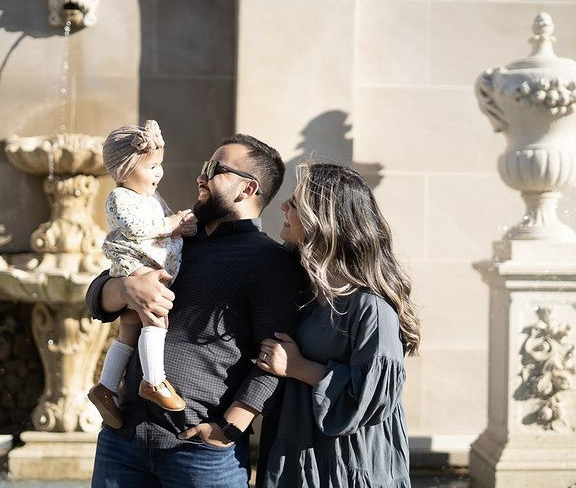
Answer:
[{"left": 123, "top": 149, "right": 164, "bottom": 197}]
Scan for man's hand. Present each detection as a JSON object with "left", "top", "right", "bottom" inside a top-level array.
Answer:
[
  {"left": 177, "top": 422, "right": 232, "bottom": 447},
  {"left": 119, "top": 269, "right": 175, "bottom": 327}
]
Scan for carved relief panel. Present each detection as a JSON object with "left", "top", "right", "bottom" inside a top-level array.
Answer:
[{"left": 515, "top": 303, "right": 576, "bottom": 432}]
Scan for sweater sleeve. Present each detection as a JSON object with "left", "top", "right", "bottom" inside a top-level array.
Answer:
[
  {"left": 85, "top": 269, "right": 126, "bottom": 323},
  {"left": 312, "top": 294, "right": 406, "bottom": 436},
  {"left": 233, "top": 249, "right": 304, "bottom": 414}
]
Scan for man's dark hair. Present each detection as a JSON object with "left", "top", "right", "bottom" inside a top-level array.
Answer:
[{"left": 221, "top": 134, "right": 284, "bottom": 209}]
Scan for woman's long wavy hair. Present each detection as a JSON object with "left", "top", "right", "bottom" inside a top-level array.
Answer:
[{"left": 293, "top": 163, "right": 421, "bottom": 356}]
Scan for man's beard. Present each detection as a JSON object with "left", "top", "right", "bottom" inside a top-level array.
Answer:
[{"left": 193, "top": 190, "right": 234, "bottom": 225}]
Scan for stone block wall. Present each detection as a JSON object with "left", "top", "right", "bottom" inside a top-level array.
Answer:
[
  {"left": 1, "top": 0, "right": 576, "bottom": 466},
  {"left": 0, "top": 0, "right": 236, "bottom": 253},
  {"left": 235, "top": 0, "right": 576, "bottom": 464}
]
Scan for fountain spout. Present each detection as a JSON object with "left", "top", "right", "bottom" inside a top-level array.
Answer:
[{"left": 48, "top": 0, "right": 100, "bottom": 28}]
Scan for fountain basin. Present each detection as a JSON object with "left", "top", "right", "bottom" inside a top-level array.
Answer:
[
  {"left": 5, "top": 134, "right": 106, "bottom": 177},
  {"left": 0, "top": 255, "right": 95, "bottom": 304}
]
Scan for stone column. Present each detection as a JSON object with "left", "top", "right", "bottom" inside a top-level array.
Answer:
[{"left": 469, "top": 13, "right": 576, "bottom": 488}]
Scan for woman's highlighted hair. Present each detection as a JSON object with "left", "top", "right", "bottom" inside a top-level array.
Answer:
[{"left": 294, "top": 162, "right": 421, "bottom": 356}]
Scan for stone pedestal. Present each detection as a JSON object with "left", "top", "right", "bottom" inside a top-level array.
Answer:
[
  {"left": 8, "top": 431, "right": 99, "bottom": 480},
  {"left": 471, "top": 14, "right": 576, "bottom": 487},
  {"left": 470, "top": 258, "right": 576, "bottom": 488}
]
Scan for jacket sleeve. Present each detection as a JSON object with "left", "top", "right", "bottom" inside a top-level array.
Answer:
[
  {"left": 233, "top": 249, "right": 305, "bottom": 415},
  {"left": 85, "top": 269, "right": 126, "bottom": 323}
]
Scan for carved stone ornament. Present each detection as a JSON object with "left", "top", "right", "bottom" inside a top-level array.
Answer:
[
  {"left": 5, "top": 133, "right": 106, "bottom": 177},
  {"left": 0, "top": 224, "right": 11, "bottom": 249},
  {"left": 30, "top": 175, "right": 107, "bottom": 273},
  {"left": 4, "top": 133, "right": 107, "bottom": 274},
  {"left": 48, "top": 0, "right": 100, "bottom": 28},
  {"left": 516, "top": 307, "right": 576, "bottom": 430},
  {"left": 475, "top": 12, "right": 576, "bottom": 243},
  {"left": 0, "top": 225, "right": 11, "bottom": 269},
  {"left": 0, "top": 131, "right": 111, "bottom": 432},
  {"left": 30, "top": 302, "right": 109, "bottom": 432}
]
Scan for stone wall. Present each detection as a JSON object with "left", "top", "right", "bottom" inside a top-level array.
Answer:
[
  {"left": 1, "top": 0, "right": 576, "bottom": 466},
  {"left": 0, "top": 0, "right": 236, "bottom": 252},
  {"left": 235, "top": 0, "right": 576, "bottom": 464}
]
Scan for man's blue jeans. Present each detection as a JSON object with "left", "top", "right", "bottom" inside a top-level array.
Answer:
[{"left": 91, "top": 427, "right": 250, "bottom": 488}]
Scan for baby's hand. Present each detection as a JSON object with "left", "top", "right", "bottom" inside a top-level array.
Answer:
[
  {"left": 179, "top": 211, "right": 198, "bottom": 236},
  {"left": 168, "top": 209, "right": 197, "bottom": 236}
]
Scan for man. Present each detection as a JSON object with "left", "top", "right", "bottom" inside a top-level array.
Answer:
[{"left": 87, "top": 134, "right": 304, "bottom": 488}]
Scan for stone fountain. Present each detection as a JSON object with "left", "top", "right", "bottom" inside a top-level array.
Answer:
[
  {"left": 0, "top": 3, "right": 110, "bottom": 479},
  {"left": 470, "top": 13, "right": 576, "bottom": 488},
  {"left": 0, "top": 133, "right": 112, "bottom": 478}
]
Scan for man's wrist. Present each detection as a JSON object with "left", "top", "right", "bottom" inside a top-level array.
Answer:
[{"left": 214, "top": 417, "right": 244, "bottom": 443}]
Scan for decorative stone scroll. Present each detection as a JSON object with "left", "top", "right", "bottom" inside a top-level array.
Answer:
[
  {"left": 516, "top": 307, "right": 576, "bottom": 430},
  {"left": 30, "top": 302, "right": 107, "bottom": 433},
  {"left": 0, "top": 225, "right": 11, "bottom": 249}
]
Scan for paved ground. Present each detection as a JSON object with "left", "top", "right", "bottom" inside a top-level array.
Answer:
[{"left": 0, "top": 473, "right": 471, "bottom": 487}]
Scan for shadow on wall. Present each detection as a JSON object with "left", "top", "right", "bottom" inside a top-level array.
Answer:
[
  {"left": 136, "top": 0, "right": 236, "bottom": 212},
  {"left": 0, "top": 1, "right": 62, "bottom": 82},
  {"left": 262, "top": 109, "right": 385, "bottom": 239},
  {"left": 284, "top": 109, "right": 354, "bottom": 194}
]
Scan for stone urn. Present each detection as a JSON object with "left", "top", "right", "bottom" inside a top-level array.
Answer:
[{"left": 476, "top": 12, "right": 576, "bottom": 257}]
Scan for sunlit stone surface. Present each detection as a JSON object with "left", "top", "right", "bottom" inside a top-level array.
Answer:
[{"left": 470, "top": 13, "right": 576, "bottom": 488}]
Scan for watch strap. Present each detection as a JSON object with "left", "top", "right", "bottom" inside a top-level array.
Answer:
[{"left": 215, "top": 416, "right": 244, "bottom": 443}]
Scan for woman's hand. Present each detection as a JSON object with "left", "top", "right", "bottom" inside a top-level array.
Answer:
[
  {"left": 258, "top": 332, "right": 327, "bottom": 386},
  {"left": 257, "top": 332, "right": 302, "bottom": 378}
]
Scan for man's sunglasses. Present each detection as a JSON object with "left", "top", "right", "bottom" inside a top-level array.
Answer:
[{"left": 200, "top": 160, "right": 261, "bottom": 195}]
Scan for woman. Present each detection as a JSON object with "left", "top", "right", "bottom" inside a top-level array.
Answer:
[{"left": 257, "top": 163, "right": 420, "bottom": 488}]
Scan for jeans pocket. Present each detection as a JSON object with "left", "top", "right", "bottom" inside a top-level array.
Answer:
[{"left": 196, "top": 437, "right": 236, "bottom": 450}]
